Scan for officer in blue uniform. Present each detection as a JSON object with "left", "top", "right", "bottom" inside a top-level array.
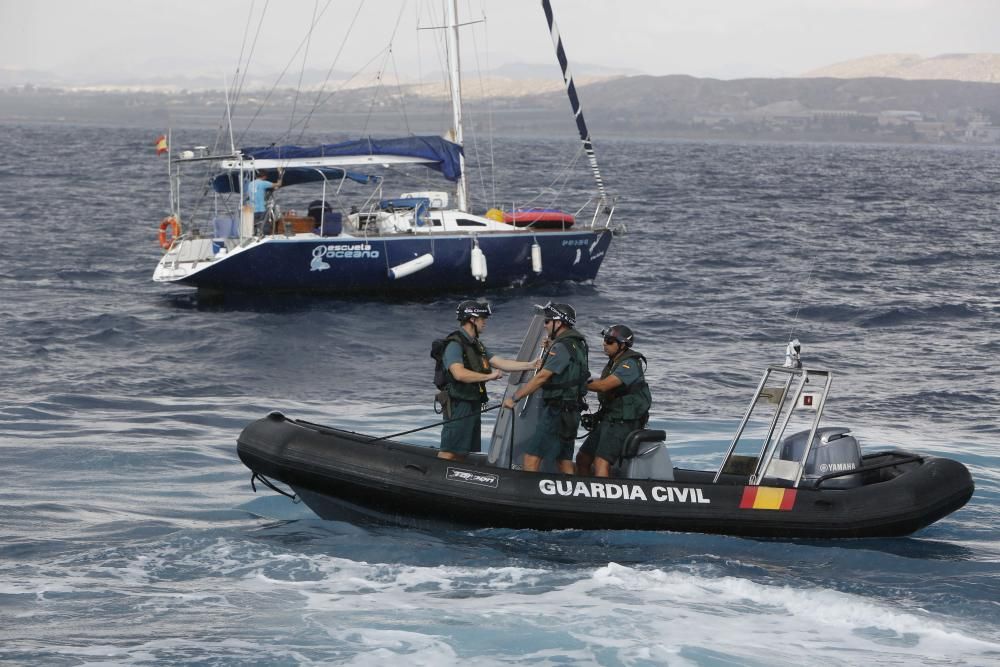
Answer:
[
  {"left": 502, "top": 302, "right": 588, "bottom": 474},
  {"left": 439, "top": 301, "right": 538, "bottom": 461},
  {"left": 576, "top": 324, "right": 652, "bottom": 477}
]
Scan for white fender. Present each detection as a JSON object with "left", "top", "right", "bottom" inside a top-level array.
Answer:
[
  {"left": 471, "top": 245, "right": 487, "bottom": 281},
  {"left": 531, "top": 240, "right": 543, "bottom": 274},
  {"left": 388, "top": 253, "right": 434, "bottom": 279}
]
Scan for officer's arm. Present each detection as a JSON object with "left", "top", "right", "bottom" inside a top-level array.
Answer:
[
  {"left": 488, "top": 355, "right": 536, "bottom": 372},
  {"left": 510, "top": 368, "right": 553, "bottom": 401},
  {"left": 587, "top": 374, "right": 623, "bottom": 393},
  {"left": 449, "top": 361, "right": 499, "bottom": 383}
]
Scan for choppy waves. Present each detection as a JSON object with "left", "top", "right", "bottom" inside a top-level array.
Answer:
[{"left": 1, "top": 125, "right": 998, "bottom": 664}]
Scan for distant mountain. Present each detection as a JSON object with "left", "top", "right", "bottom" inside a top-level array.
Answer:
[
  {"left": 489, "top": 62, "right": 640, "bottom": 80},
  {"left": 5, "top": 72, "right": 1000, "bottom": 144},
  {"left": 0, "top": 60, "right": 631, "bottom": 95},
  {"left": 0, "top": 66, "right": 64, "bottom": 87},
  {"left": 518, "top": 74, "right": 1000, "bottom": 123},
  {"left": 804, "top": 53, "right": 1000, "bottom": 84},
  {"left": 0, "top": 65, "right": 358, "bottom": 92}
]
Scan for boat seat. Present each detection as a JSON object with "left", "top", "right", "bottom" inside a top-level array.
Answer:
[
  {"left": 308, "top": 201, "right": 343, "bottom": 236},
  {"left": 617, "top": 430, "right": 674, "bottom": 481}
]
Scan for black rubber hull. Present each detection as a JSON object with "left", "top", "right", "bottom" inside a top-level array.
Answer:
[{"left": 236, "top": 414, "right": 974, "bottom": 538}]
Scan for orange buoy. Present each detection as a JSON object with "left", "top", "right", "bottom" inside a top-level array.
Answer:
[{"left": 158, "top": 216, "right": 181, "bottom": 249}]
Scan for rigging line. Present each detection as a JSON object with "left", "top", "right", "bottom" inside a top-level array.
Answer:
[
  {"left": 421, "top": 0, "right": 451, "bottom": 135},
  {"left": 362, "top": 2, "right": 410, "bottom": 137},
  {"left": 288, "top": 0, "right": 321, "bottom": 137},
  {"left": 272, "top": 0, "right": 337, "bottom": 144},
  {"left": 236, "top": 0, "right": 336, "bottom": 145},
  {"left": 414, "top": 0, "right": 424, "bottom": 103},
  {"left": 234, "top": 0, "right": 270, "bottom": 113},
  {"left": 478, "top": 3, "right": 497, "bottom": 208},
  {"left": 233, "top": 1, "right": 274, "bottom": 144},
  {"left": 463, "top": 0, "right": 492, "bottom": 209},
  {"left": 308, "top": 46, "right": 393, "bottom": 120},
  {"left": 547, "top": 143, "right": 584, "bottom": 199},
  {"left": 362, "top": 52, "right": 389, "bottom": 137},
  {"left": 786, "top": 261, "right": 816, "bottom": 343},
  {"left": 299, "top": 0, "right": 365, "bottom": 141},
  {"left": 542, "top": 0, "right": 608, "bottom": 204},
  {"left": 519, "top": 143, "right": 584, "bottom": 209},
  {"left": 388, "top": 47, "right": 413, "bottom": 135},
  {"left": 230, "top": 0, "right": 258, "bottom": 109},
  {"left": 207, "top": 0, "right": 266, "bottom": 157}
]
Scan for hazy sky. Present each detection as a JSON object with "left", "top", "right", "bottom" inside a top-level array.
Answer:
[{"left": 2, "top": 0, "right": 997, "bottom": 83}]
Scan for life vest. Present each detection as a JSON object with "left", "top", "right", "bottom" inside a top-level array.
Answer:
[
  {"left": 443, "top": 330, "right": 491, "bottom": 403},
  {"left": 597, "top": 349, "right": 652, "bottom": 423},
  {"left": 541, "top": 328, "right": 589, "bottom": 406}
]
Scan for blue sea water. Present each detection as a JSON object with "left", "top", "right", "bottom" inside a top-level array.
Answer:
[{"left": 1, "top": 122, "right": 998, "bottom": 665}]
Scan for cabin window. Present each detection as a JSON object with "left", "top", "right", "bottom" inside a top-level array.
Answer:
[
  {"left": 427, "top": 217, "right": 443, "bottom": 227},
  {"left": 456, "top": 219, "right": 487, "bottom": 227}
]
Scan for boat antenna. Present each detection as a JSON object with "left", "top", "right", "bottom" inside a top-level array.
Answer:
[
  {"left": 166, "top": 128, "right": 175, "bottom": 215},
  {"left": 542, "top": 0, "right": 608, "bottom": 205},
  {"left": 783, "top": 254, "right": 816, "bottom": 365},
  {"left": 223, "top": 73, "right": 236, "bottom": 154},
  {"left": 783, "top": 339, "right": 802, "bottom": 369}
]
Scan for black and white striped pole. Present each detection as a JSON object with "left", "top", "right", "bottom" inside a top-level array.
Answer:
[{"left": 542, "top": 0, "right": 609, "bottom": 206}]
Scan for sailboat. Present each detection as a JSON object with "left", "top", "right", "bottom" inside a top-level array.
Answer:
[{"left": 152, "top": 1, "right": 618, "bottom": 295}]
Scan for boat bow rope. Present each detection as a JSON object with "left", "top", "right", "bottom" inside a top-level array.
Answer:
[{"left": 366, "top": 402, "right": 503, "bottom": 443}]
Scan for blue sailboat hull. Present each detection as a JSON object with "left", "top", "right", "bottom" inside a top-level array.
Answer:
[{"left": 172, "top": 229, "right": 613, "bottom": 294}]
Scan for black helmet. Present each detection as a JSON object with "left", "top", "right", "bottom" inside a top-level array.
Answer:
[
  {"left": 536, "top": 301, "right": 576, "bottom": 326},
  {"left": 456, "top": 300, "right": 492, "bottom": 322},
  {"left": 601, "top": 324, "right": 634, "bottom": 349}
]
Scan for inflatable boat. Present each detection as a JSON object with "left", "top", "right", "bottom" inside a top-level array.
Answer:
[
  {"left": 502, "top": 208, "right": 575, "bottom": 229},
  {"left": 236, "top": 325, "right": 973, "bottom": 538}
]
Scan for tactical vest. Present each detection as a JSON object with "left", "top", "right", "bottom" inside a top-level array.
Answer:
[
  {"left": 541, "top": 328, "right": 589, "bottom": 405},
  {"left": 598, "top": 349, "right": 652, "bottom": 422},
  {"left": 445, "top": 330, "right": 491, "bottom": 403}
]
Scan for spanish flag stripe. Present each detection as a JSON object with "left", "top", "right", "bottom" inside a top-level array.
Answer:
[
  {"left": 740, "top": 486, "right": 797, "bottom": 511},
  {"left": 780, "top": 488, "right": 798, "bottom": 510},
  {"left": 753, "top": 487, "right": 786, "bottom": 510}
]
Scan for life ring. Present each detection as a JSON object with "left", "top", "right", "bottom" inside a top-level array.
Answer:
[{"left": 158, "top": 216, "right": 181, "bottom": 249}]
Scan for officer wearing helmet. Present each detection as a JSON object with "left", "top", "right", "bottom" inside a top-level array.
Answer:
[
  {"left": 438, "top": 300, "right": 538, "bottom": 461},
  {"left": 576, "top": 324, "right": 653, "bottom": 477},
  {"left": 502, "top": 302, "right": 588, "bottom": 474}
]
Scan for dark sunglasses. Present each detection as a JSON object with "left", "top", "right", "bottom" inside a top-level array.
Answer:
[
  {"left": 604, "top": 336, "right": 619, "bottom": 345},
  {"left": 544, "top": 318, "right": 554, "bottom": 324}
]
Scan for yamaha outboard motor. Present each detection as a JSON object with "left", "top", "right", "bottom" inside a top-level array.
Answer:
[{"left": 779, "top": 427, "right": 862, "bottom": 489}]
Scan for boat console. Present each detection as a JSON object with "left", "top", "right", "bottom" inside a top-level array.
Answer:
[
  {"left": 713, "top": 364, "right": 862, "bottom": 489},
  {"left": 596, "top": 360, "right": 863, "bottom": 486}
]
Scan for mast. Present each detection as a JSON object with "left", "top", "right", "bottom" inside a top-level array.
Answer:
[
  {"left": 445, "top": 0, "right": 467, "bottom": 211},
  {"left": 541, "top": 0, "right": 608, "bottom": 203}
]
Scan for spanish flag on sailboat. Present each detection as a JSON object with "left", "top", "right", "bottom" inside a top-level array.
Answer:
[{"left": 155, "top": 134, "right": 168, "bottom": 156}]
